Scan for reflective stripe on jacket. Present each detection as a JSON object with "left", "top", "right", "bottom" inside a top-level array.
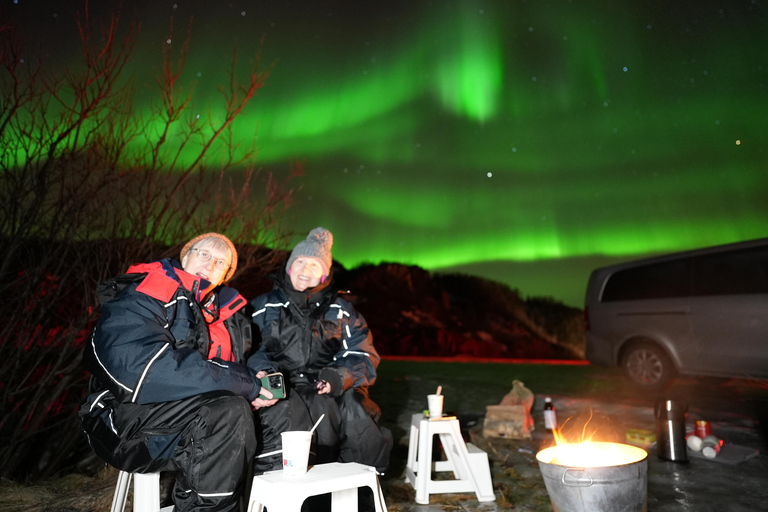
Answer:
[{"left": 248, "top": 274, "right": 379, "bottom": 394}]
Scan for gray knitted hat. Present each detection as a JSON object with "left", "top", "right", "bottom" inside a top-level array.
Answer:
[{"left": 285, "top": 227, "right": 334, "bottom": 277}]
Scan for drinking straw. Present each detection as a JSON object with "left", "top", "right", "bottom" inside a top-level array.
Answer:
[{"left": 310, "top": 414, "right": 326, "bottom": 435}]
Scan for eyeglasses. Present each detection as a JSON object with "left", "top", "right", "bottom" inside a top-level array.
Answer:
[{"left": 190, "top": 247, "right": 230, "bottom": 271}]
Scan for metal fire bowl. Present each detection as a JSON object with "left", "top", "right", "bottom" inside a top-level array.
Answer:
[{"left": 536, "top": 442, "right": 648, "bottom": 512}]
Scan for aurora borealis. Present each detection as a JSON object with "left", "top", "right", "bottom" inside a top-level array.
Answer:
[{"left": 9, "top": 0, "right": 768, "bottom": 306}]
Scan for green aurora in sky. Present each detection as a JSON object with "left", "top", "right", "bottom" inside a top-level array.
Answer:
[{"left": 10, "top": 0, "right": 768, "bottom": 306}]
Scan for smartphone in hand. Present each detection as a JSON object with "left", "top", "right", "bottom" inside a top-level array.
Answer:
[{"left": 259, "top": 372, "right": 286, "bottom": 399}]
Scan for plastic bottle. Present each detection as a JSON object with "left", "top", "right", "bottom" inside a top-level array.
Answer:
[{"left": 543, "top": 397, "right": 557, "bottom": 431}]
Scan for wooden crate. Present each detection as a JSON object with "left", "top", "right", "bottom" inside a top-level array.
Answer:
[{"left": 483, "top": 404, "right": 534, "bottom": 439}]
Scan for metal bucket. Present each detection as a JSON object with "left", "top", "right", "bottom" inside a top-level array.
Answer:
[{"left": 536, "top": 443, "right": 648, "bottom": 512}]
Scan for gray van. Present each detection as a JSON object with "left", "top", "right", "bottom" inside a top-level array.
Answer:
[{"left": 585, "top": 238, "right": 768, "bottom": 390}]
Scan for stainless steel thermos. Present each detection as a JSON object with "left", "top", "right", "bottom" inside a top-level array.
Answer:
[{"left": 655, "top": 398, "right": 688, "bottom": 462}]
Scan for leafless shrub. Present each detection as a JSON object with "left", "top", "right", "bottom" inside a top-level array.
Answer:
[{"left": 0, "top": 6, "right": 297, "bottom": 481}]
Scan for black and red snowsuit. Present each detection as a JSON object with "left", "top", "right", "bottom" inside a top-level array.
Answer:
[
  {"left": 248, "top": 273, "right": 392, "bottom": 475},
  {"left": 78, "top": 259, "right": 260, "bottom": 512}
]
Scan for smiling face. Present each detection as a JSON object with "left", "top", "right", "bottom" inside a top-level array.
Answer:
[
  {"left": 288, "top": 256, "right": 325, "bottom": 292},
  {"left": 181, "top": 239, "right": 231, "bottom": 290}
]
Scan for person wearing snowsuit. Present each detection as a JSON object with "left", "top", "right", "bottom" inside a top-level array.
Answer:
[
  {"left": 78, "top": 233, "right": 275, "bottom": 512},
  {"left": 249, "top": 227, "right": 392, "bottom": 477}
]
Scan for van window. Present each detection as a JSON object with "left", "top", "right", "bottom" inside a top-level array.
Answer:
[
  {"left": 691, "top": 246, "right": 768, "bottom": 296},
  {"left": 601, "top": 259, "right": 689, "bottom": 302}
]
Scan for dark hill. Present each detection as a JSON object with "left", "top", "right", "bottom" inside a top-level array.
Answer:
[{"left": 233, "top": 261, "right": 585, "bottom": 360}]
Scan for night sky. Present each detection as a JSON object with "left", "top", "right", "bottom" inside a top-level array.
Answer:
[{"left": 8, "top": 0, "right": 768, "bottom": 307}]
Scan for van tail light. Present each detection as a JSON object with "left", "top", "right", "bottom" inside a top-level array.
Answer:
[{"left": 584, "top": 306, "right": 590, "bottom": 332}]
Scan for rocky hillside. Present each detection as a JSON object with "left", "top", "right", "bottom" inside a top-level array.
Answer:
[{"left": 234, "top": 261, "right": 585, "bottom": 360}]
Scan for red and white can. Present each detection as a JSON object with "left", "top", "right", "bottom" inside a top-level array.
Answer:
[{"left": 695, "top": 420, "right": 712, "bottom": 438}]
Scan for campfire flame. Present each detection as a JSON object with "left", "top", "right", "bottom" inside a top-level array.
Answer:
[
  {"left": 536, "top": 412, "right": 647, "bottom": 467},
  {"left": 537, "top": 440, "right": 647, "bottom": 467}
]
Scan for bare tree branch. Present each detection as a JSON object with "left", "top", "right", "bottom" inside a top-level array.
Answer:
[{"left": 0, "top": 6, "right": 295, "bottom": 481}]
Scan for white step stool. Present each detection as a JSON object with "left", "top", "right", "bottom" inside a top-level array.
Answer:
[
  {"left": 110, "top": 471, "right": 173, "bottom": 512},
  {"left": 246, "top": 462, "right": 386, "bottom": 512},
  {"left": 405, "top": 413, "right": 495, "bottom": 505}
]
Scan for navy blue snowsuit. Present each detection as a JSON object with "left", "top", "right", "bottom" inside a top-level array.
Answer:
[
  {"left": 78, "top": 259, "right": 260, "bottom": 512},
  {"left": 249, "top": 273, "right": 392, "bottom": 475}
]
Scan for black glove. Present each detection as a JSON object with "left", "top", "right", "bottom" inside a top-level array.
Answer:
[{"left": 318, "top": 367, "right": 344, "bottom": 397}]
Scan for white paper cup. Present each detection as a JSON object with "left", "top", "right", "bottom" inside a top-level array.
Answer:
[
  {"left": 281, "top": 431, "right": 312, "bottom": 477},
  {"left": 427, "top": 394, "right": 444, "bottom": 417}
]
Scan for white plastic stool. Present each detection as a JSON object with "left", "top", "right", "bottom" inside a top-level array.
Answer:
[
  {"left": 404, "top": 413, "right": 495, "bottom": 504},
  {"left": 246, "top": 462, "right": 386, "bottom": 512},
  {"left": 110, "top": 471, "right": 173, "bottom": 512}
]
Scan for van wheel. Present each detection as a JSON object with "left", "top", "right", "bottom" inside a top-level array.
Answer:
[{"left": 621, "top": 342, "right": 675, "bottom": 390}]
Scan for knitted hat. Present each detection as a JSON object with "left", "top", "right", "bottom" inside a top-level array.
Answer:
[
  {"left": 285, "top": 227, "right": 334, "bottom": 277},
  {"left": 180, "top": 233, "right": 238, "bottom": 282}
]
